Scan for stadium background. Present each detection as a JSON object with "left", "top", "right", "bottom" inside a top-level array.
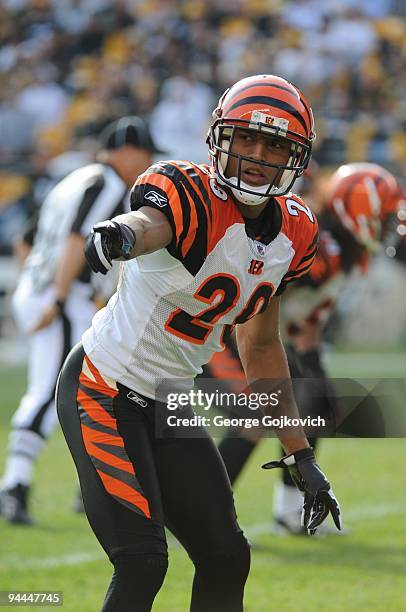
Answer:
[{"left": 0, "top": 1, "right": 405, "bottom": 611}]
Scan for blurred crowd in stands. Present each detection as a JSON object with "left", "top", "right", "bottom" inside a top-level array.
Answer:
[{"left": 0, "top": 0, "right": 405, "bottom": 256}]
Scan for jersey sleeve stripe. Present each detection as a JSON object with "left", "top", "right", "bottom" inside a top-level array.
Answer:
[
  {"left": 133, "top": 164, "right": 209, "bottom": 274},
  {"left": 167, "top": 163, "right": 209, "bottom": 272},
  {"left": 135, "top": 172, "right": 184, "bottom": 247},
  {"left": 284, "top": 269, "right": 311, "bottom": 285},
  {"left": 284, "top": 259, "right": 315, "bottom": 280},
  {"left": 181, "top": 188, "right": 208, "bottom": 274},
  {"left": 180, "top": 185, "right": 198, "bottom": 258},
  {"left": 287, "top": 269, "right": 310, "bottom": 282},
  {"left": 152, "top": 163, "right": 203, "bottom": 255},
  {"left": 307, "top": 231, "right": 319, "bottom": 252},
  {"left": 293, "top": 244, "right": 318, "bottom": 269},
  {"left": 167, "top": 176, "right": 193, "bottom": 254},
  {"left": 177, "top": 162, "right": 213, "bottom": 225},
  {"left": 172, "top": 161, "right": 213, "bottom": 236}
]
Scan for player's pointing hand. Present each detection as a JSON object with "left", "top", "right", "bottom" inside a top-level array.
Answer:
[{"left": 84, "top": 221, "right": 136, "bottom": 274}]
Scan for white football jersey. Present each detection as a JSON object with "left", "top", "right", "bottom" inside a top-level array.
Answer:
[
  {"left": 82, "top": 161, "right": 318, "bottom": 399},
  {"left": 22, "top": 163, "right": 128, "bottom": 293}
]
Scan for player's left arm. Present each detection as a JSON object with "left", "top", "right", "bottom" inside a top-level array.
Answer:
[
  {"left": 275, "top": 194, "right": 319, "bottom": 295},
  {"left": 236, "top": 295, "right": 309, "bottom": 453},
  {"left": 237, "top": 296, "right": 342, "bottom": 534}
]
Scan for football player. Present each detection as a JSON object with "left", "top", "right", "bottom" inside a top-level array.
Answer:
[
  {"left": 56, "top": 75, "right": 341, "bottom": 611},
  {"left": 0, "top": 117, "right": 162, "bottom": 525},
  {"left": 214, "top": 162, "right": 403, "bottom": 534}
]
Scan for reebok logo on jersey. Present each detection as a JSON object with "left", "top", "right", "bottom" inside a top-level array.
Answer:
[
  {"left": 145, "top": 190, "right": 168, "bottom": 207},
  {"left": 127, "top": 391, "right": 148, "bottom": 408}
]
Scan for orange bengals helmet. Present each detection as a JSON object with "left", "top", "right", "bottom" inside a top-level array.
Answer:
[
  {"left": 207, "top": 74, "right": 315, "bottom": 206},
  {"left": 327, "top": 162, "right": 403, "bottom": 251}
]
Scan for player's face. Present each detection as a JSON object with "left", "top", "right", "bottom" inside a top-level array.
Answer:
[{"left": 225, "top": 129, "right": 292, "bottom": 187}]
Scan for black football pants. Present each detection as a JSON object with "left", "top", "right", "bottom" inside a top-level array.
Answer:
[{"left": 56, "top": 343, "right": 250, "bottom": 612}]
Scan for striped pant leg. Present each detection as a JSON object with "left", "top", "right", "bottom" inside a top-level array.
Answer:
[{"left": 56, "top": 344, "right": 167, "bottom": 611}]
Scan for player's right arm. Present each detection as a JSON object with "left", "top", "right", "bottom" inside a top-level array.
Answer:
[
  {"left": 85, "top": 159, "right": 217, "bottom": 274},
  {"left": 85, "top": 160, "right": 215, "bottom": 274},
  {"left": 84, "top": 168, "right": 176, "bottom": 274},
  {"left": 85, "top": 208, "right": 173, "bottom": 274},
  {"left": 113, "top": 207, "right": 173, "bottom": 256}
]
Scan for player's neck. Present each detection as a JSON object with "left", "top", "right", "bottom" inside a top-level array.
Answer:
[{"left": 235, "top": 200, "right": 268, "bottom": 219}]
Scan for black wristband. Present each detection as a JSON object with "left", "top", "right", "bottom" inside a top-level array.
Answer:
[
  {"left": 55, "top": 299, "right": 65, "bottom": 312},
  {"left": 292, "top": 447, "right": 315, "bottom": 463}
]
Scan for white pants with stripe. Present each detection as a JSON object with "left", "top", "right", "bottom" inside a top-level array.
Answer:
[{"left": 1, "top": 275, "right": 97, "bottom": 488}]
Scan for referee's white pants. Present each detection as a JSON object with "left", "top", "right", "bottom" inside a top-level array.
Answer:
[{"left": 8, "top": 281, "right": 97, "bottom": 463}]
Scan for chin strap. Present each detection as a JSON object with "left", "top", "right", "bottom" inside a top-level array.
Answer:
[
  {"left": 217, "top": 172, "right": 271, "bottom": 206},
  {"left": 229, "top": 180, "right": 271, "bottom": 206}
]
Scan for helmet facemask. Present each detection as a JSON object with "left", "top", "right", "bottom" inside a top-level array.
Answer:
[{"left": 209, "top": 120, "right": 313, "bottom": 206}]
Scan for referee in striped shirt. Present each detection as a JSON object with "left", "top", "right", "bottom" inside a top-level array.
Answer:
[{"left": 0, "top": 116, "right": 163, "bottom": 525}]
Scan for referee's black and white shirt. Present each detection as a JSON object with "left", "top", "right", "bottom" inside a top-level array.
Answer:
[{"left": 23, "top": 163, "right": 129, "bottom": 294}]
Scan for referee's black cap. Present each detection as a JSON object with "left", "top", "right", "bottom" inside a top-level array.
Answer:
[{"left": 99, "top": 116, "right": 165, "bottom": 154}]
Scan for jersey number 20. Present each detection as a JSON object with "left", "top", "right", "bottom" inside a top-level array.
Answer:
[{"left": 165, "top": 274, "right": 274, "bottom": 345}]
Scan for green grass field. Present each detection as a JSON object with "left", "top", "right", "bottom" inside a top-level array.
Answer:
[{"left": 1, "top": 353, "right": 406, "bottom": 611}]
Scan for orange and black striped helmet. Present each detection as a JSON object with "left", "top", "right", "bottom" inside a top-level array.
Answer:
[
  {"left": 207, "top": 74, "right": 315, "bottom": 205},
  {"left": 327, "top": 162, "right": 403, "bottom": 251}
]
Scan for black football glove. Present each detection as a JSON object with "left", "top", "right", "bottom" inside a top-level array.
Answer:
[
  {"left": 262, "top": 447, "right": 342, "bottom": 535},
  {"left": 84, "top": 221, "right": 136, "bottom": 275}
]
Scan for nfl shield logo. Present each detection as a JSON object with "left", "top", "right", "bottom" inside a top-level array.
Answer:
[{"left": 256, "top": 243, "right": 266, "bottom": 256}]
